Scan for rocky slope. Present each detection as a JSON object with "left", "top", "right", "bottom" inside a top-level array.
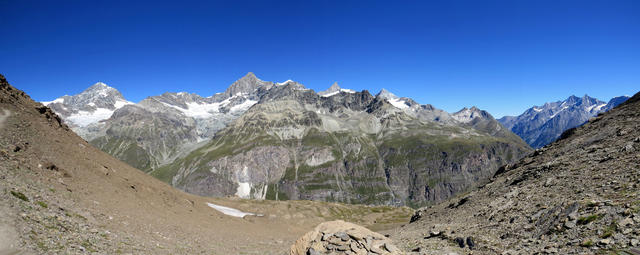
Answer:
[
  {"left": 499, "top": 94, "right": 630, "bottom": 148},
  {"left": 390, "top": 91, "right": 640, "bottom": 254},
  {"left": 155, "top": 81, "right": 531, "bottom": 207},
  {"left": 0, "top": 74, "right": 413, "bottom": 254}
]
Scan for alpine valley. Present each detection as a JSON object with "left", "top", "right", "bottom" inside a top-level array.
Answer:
[{"left": 43, "top": 72, "right": 532, "bottom": 207}]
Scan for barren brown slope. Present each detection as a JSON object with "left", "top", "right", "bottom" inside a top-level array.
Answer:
[
  {"left": 0, "top": 75, "right": 412, "bottom": 255},
  {"left": 389, "top": 91, "right": 640, "bottom": 254}
]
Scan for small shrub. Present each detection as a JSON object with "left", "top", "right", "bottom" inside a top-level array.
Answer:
[
  {"left": 580, "top": 240, "right": 593, "bottom": 247},
  {"left": 577, "top": 214, "right": 601, "bottom": 225},
  {"left": 10, "top": 191, "right": 29, "bottom": 202},
  {"left": 600, "top": 222, "right": 617, "bottom": 238},
  {"left": 36, "top": 201, "right": 48, "bottom": 208}
]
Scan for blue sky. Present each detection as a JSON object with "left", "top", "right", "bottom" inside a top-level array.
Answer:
[{"left": 1, "top": 0, "right": 638, "bottom": 118}]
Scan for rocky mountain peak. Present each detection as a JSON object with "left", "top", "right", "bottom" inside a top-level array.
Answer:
[
  {"left": 452, "top": 106, "right": 492, "bottom": 123},
  {"left": 89, "top": 81, "right": 108, "bottom": 88},
  {"left": 376, "top": 88, "right": 398, "bottom": 100},
  {"left": 328, "top": 82, "right": 340, "bottom": 90},
  {"left": 244, "top": 71, "right": 257, "bottom": 79},
  {"left": 83, "top": 82, "right": 109, "bottom": 92},
  {"left": 373, "top": 89, "right": 415, "bottom": 110},
  {"left": 82, "top": 82, "right": 124, "bottom": 98},
  {"left": 318, "top": 82, "right": 349, "bottom": 97},
  {"left": 224, "top": 72, "right": 271, "bottom": 97},
  {"left": 566, "top": 94, "right": 580, "bottom": 102},
  {"left": 578, "top": 94, "right": 599, "bottom": 106}
]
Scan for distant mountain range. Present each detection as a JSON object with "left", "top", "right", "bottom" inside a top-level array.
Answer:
[
  {"left": 498, "top": 95, "right": 629, "bottom": 148},
  {"left": 43, "top": 72, "right": 531, "bottom": 207}
]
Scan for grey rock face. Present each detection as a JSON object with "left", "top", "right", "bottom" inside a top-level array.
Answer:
[
  {"left": 178, "top": 146, "right": 290, "bottom": 199},
  {"left": 498, "top": 94, "right": 630, "bottom": 148}
]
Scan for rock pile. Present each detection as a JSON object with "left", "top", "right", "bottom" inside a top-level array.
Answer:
[{"left": 290, "top": 220, "right": 402, "bottom": 255}]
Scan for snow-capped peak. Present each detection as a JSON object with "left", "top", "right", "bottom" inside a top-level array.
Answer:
[
  {"left": 41, "top": 82, "right": 134, "bottom": 127},
  {"left": 376, "top": 89, "right": 411, "bottom": 109}
]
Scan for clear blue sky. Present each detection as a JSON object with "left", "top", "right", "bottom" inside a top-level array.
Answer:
[{"left": 1, "top": 0, "right": 638, "bottom": 117}]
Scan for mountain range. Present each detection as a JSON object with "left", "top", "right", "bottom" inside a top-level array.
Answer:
[
  {"left": 498, "top": 94, "right": 629, "bottom": 148},
  {"left": 43, "top": 72, "right": 531, "bottom": 207},
  {"left": 3, "top": 73, "right": 639, "bottom": 254}
]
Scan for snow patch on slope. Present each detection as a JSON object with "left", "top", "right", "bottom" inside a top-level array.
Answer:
[
  {"left": 67, "top": 108, "right": 116, "bottom": 127},
  {"left": 235, "top": 166, "right": 252, "bottom": 198},
  {"left": 236, "top": 182, "right": 251, "bottom": 198},
  {"left": 388, "top": 98, "right": 409, "bottom": 109},
  {"left": 230, "top": 99, "right": 257, "bottom": 112},
  {"left": 206, "top": 202, "right": 257, "bottom": 218},
  {"left": 160, "top": 96, "right": 256, "bottom": 118},
  {"left": 277, "top": 80, "right": 293, "bottom": 85},
  {"left": 41, "top": 98, "right": 64, "bottom": 106},
  {"left": 320, "top": 89, "right": 356, "bottom": 97},
  {"left": 173, "top": 101, "right": 222, "bottom": 118},
  {"left": 114, "top": 100, "right": 133, "bottom": 108},
  {"left": 65, "top": 100, "right": 134, "bottom": 127},
  {"left": 588, "top": 103, "right": 607, "bottom": 112}
]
